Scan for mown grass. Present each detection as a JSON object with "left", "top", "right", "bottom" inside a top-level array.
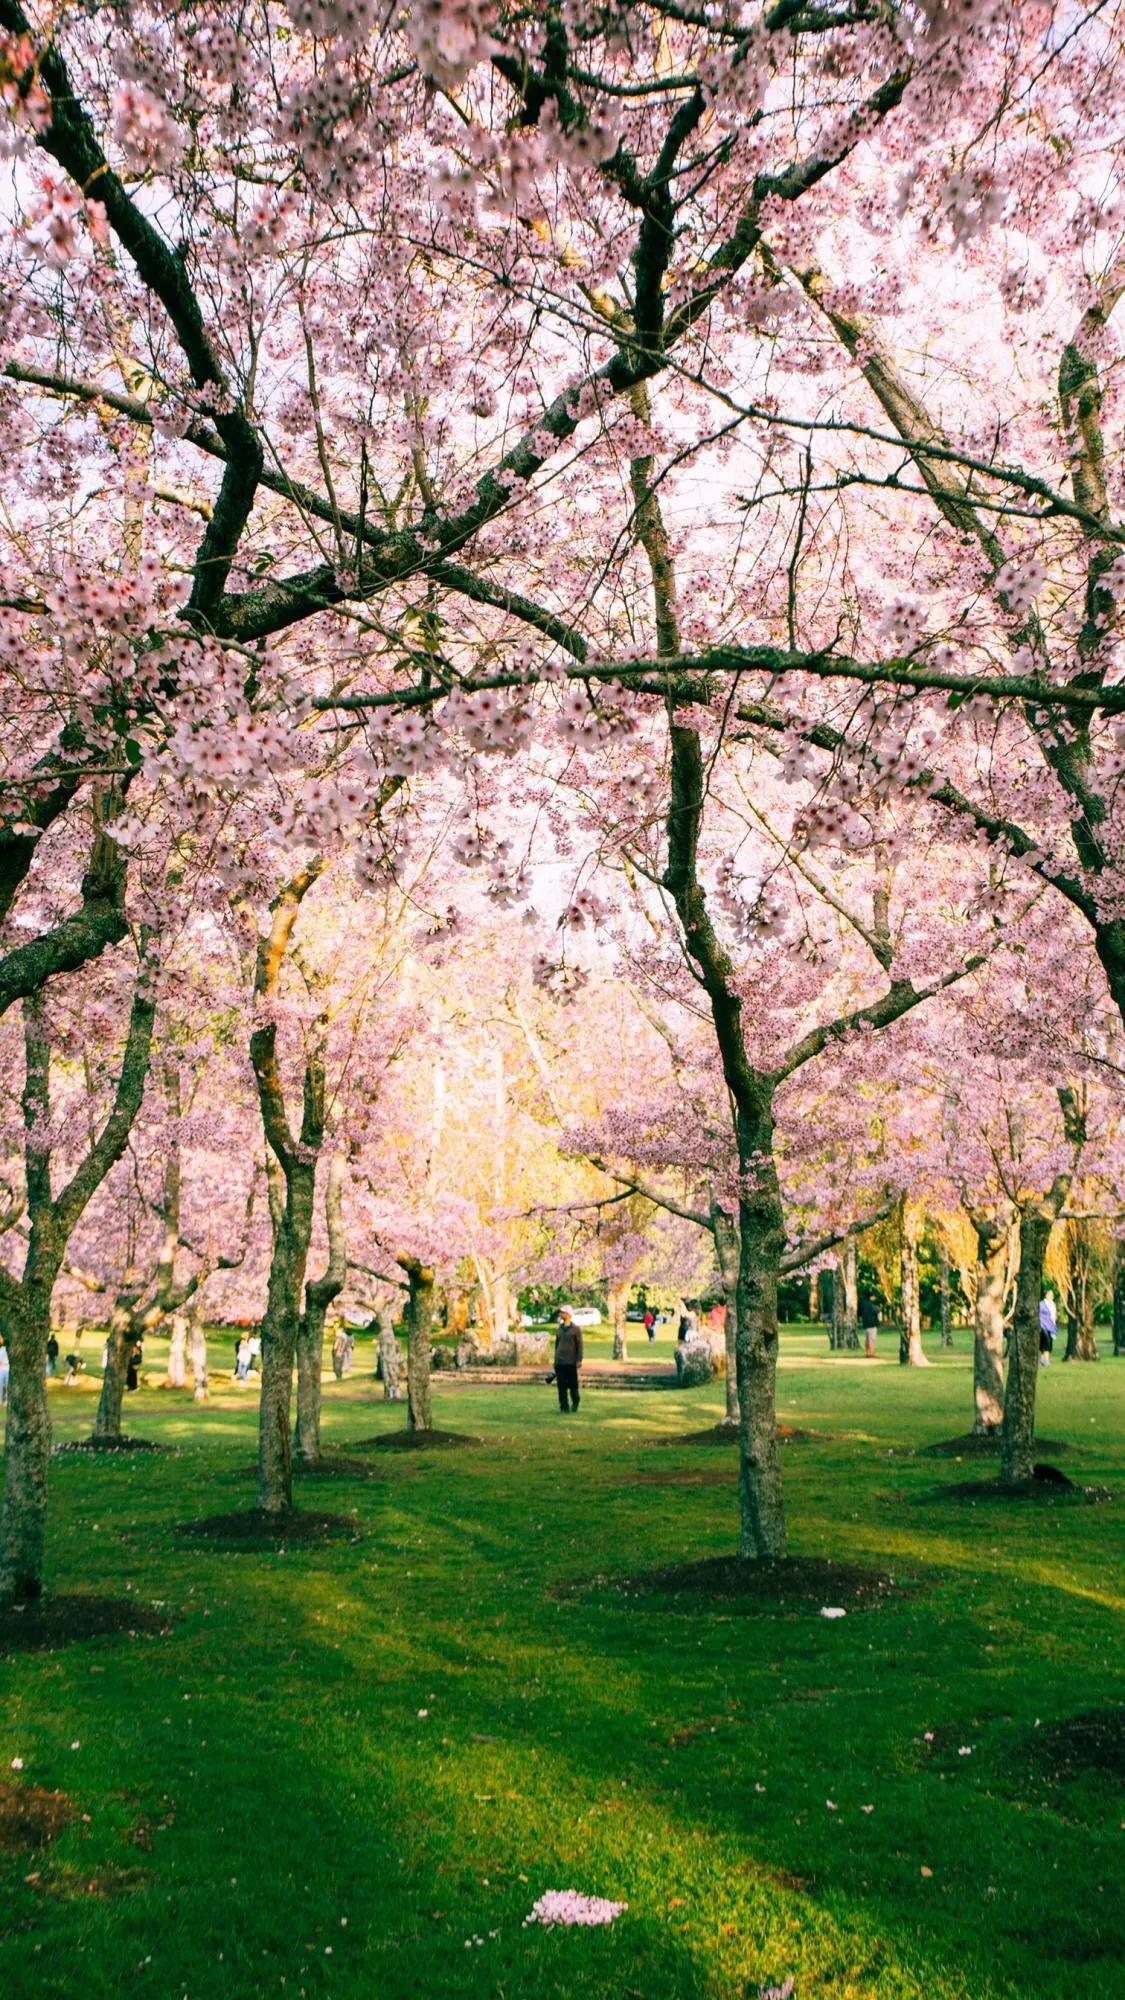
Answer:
[{"left": 1, "top": 1331, "right": 1122, "bottom": 2000}]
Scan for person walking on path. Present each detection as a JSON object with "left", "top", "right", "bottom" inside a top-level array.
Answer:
[
  {"left": 860, "top": 1292, "right": 880, "bottom": 1357},
  {"left": 554, "top": 1307, "right": 583, "bottom": 1413}
]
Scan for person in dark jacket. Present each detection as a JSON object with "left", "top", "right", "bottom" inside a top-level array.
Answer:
[
  {"left": 859, "top": 1292, "right": 880, "bottom": 1357},
  {"left": 554, "top": 1308, "right": 583, "bottom": 1412}
]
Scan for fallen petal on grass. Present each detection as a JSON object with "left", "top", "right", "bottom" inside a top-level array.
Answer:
[{"left": 523, "top": 1890, "right": 627, "bottom": 1928}]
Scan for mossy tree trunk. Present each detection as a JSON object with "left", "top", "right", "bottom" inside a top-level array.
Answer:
[
  {"left": 166, "top": 1312, "right": 188, "bottom": 1388},
  {"left": 295, "top": 1153, "right": 347, "bottom": 1466},
  {"left": 970, "top": 1212, "right": 1010, "bottom": 1434},
  {"left": 829, "top": 1246, "right": 859, "bottom": 1350},
  {"left": 1001, "top": 1089, "right": 1085, "bottom": 1485},
  {"left": 93, "top": 1301, "right": 134, "bottom": 1441},
  {"left": 1001, "top": 1208, "right": 1052, "bottom": 1485},
  {"left": 1062, "top": 1219, "right": 1098, "bottom": 1360},
  {"left": 249, "top": 862, "right": 329, "bottom": 1514},
  {"left": 1113, "top": 1237, "right": 1125, "bottom": 1356},
  {"left": 712, "top": 1204, "right": 741, "bottom": 1425},
  {"left": 0, "top": 969, "right": 156, "bottom": 1604},
  {"left": 378, "top": 1313, "right": 402, "bottom": 1400},
  {"left": 189, "top": 1300, "right": 209, "bottom": 1401},
  {"left": 401, "top": 1258, "right": 435, "bottom": 1432},
  {"left": 664, "top": 722, "right": 787, "bottom": 1558},
  {"left": 900, "top": 1200, "right": 927, "bottom": 1365}
]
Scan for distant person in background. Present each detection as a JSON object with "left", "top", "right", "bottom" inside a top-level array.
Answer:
[
  {"left": 0, "top": 1336, "right": 9, "bottom": 1405},
  {"left": 248, "top": 1333, "right": 262, "bottom": 1374},
  {"left": 45, "top": 1332, "right": 60, "bottom": 1377},
  {"left": 235, "top": 1336, "right": 252, "bottom": 1383},
  {"left": 643, "top": 1307, "right": 656, "bottom": 1342},
  {"left": 860, "top": 1292, "right": 880, "bottom": 1358},
  {"left": 64, "top": 1353, "right": 84, "bottom": 1386},
  {"left": 553, "top": 1307, "right": 583, "bottom": 1413},
  {"left": 677, "top": 1311, "right": 690, "bottom": 1344},
  {"left": 1039, "top": 1291, "right": 1057, "bottom": 1366},
  {"left": 343, "top": 1328, "right": 355, "bottom": 1376},
  {"left": 126, "top": 1341, "right": 142, "bottom": 1392}
]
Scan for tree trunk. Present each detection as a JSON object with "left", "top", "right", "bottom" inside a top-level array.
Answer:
[
  {"left": 295, "top": 1309, "right": 326, "bottom": 1464},
  {"left": 0, "top": 965, "right": 156, "bottom": 1602},
  {"left": 294, "top": 1155, "right": 347, "bottom": 1467},
  {"left": 1066, "top": 1220, "right": 1098, "bottom": 1360},
  {"left": 189, "top": 1303, "right": 209, "bottom": 1401},
  {"left": 92, "top": 1303, "right": 132, "bottom": 1441},
  {"left": 900, "top": 1201, "right": 927, "bottom": 1365},
  {"left": 402, "top": 1259, "right": 435, "bottom": 1432},
  {"left": 0, "top": 1283, "right": 52, "bottom": 1603},
  {"left": 734, "top": 1119, "right": 788, "bottom": 1559},
  {"left": 819, "top": 1265, "right": 835, "bottom": 1343},
  {"left": 166, "top": 1311, "right": 187, "bottom": 1388},
  {"left": 971, "top": 1216, "right": 1009, "bottom": 1435},
  {"left": 1001, "top": 1207, "right": 1053, "bottom": 1484},
  {"left": 712, "top": 1206, "right": 741, "bottom": 1424},
  {"left": 843, "top": 1236, "right": 859, "bottom": 1348},
  {"left": 1114, "top": 1238, "right": 1125, "bottom": 1355},
  {"left": 378, "top": 1314, "right": 402, "bottom": 1400},
  {"left": 491, "top": 1271, "right": 511, "bottom": 1349},
  {"left": 257, "top": 1156, "right": 318, "bottom": 1513},
  {"left": 608, "top": 1280, "right": 628, "bottom": 1362}
]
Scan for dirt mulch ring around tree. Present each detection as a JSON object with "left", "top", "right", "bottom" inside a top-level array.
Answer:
[
  {"left": 25, "top": 1863, "right": 148, "bottom": 1899},
  {"left": 53, "top": 1436, "right": 172, "bottom": 1456},
  {"left": 563, "top": 1555, "right": 908, "bottom": 1615},
  {"left": 656, "top": 1422, "right": 828, "bottom": 1447},
  {"left": 935, "top": 1464, "right": 1111, "bottom": 1505},
  {"left": 175, "top": 1508, "right": 361, "bottom": 1547},
  {"left": 0, "top": 1596, "right": 170, "bottom": 1654},
  {"left": 352, "top": 1429, "right": 483, "bottom": 1452},
  {"left": 1021, "top": 1709, "right": 1125, "bottom": 1786},
  {"left": 919, "top": 1432, "right": 1069, "bottom": 1459},
  {"left": 0, "top": 1779, "right": 73, "bottom": 1852},
  {"left": 294, "top": 1455, "right": 384, "bottom": 1479},
  {"left": 619, "top": 1466, "right": 739, "bottom": 1489}
]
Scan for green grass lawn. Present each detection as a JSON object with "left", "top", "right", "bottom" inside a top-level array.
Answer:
[{"left": 1, "top": 1331, "right": 1122, "bottom": 2000}]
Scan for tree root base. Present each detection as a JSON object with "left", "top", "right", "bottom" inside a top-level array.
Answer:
[
  {"left": 1022, "top": 1708, "right": 1125, "bottom": 1783},
  {"left": 658, "top": 1422, "right": 823, "bottom": 1447},
  {"left": 354, "top": 1429, "right": 482, "bottom": 1451},
  {"left": 919, "top": 1432, "right": 1068, "bottom": 1459},
  {"left": 568, "top": 1555, "right": 905, "bottom": 1613},
  {"left": 0, "top": 1595, "right": 170, "bottom": 1652},
  {"left": 939, "top": 1466, "right": 1110, "bottom": 1504},
  {"left": 293, "top": 1455, "right": 381, "bottom": 1478},
  {"left": 0, "top": 1778, "right": 72, "bottom": 1852},
  {"left": 175, "top": 1507, "right": 360, "bottom": 1546}
]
